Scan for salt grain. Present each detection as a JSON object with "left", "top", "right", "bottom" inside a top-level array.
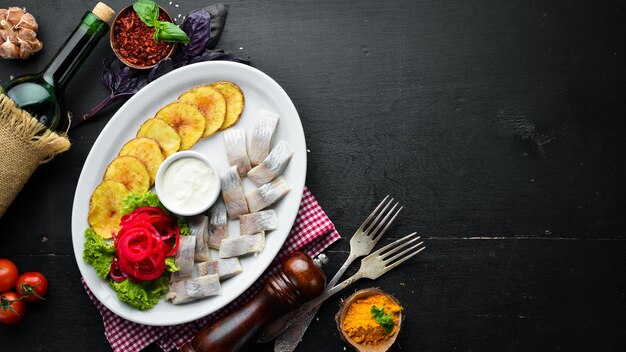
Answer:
[{"left": 175, "top": 4, "right": 180, "bottom": 7}]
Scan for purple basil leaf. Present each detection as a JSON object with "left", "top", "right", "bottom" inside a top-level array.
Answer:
[
  {"left": 181, "top": 9, "right": 211, "bottom": 57},
  {"left": 204, "top": 3, "right": 229, "bottom": 50},
  {"left": 102, "top": 57, "right": 149, "bottom": 96},
  {"left": 101, "top": 58, "right": 117, "bottom": 90},
  {"left": 187, "top": 49, "right": 250, "bottom": 65},
  {"left": 102, "top": 58, "right": 130, "bottom": 92},
  {"left": 72, "top": 58, "right": 149, "bottom": 129}
]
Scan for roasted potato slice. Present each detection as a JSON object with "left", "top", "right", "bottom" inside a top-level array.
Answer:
[
  {"left": 103, "top": 155, "right": 150, "bottom": 194},
  {"left": 119, "top": 137, "right": 165, "bottom": 184},
  {"left": 179, "top": 85, "right": 227, "bottom": 138},
  {"left": 137, "top": 118, "right": 181, "bottom": 157},
  {"left": 210, "top": 81, "right": 244, "bottom": 130},
  {"left": 88, "top": 180, "right": 130, "bottom": 239},
  {"left": 155, "top": 101, "right": 206, "bottom": 150}
]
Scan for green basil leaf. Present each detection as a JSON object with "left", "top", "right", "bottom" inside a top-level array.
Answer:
[
  {"left": 155, "top": 21, "right": 190, "bottom": 44},
  {"left": 153, "top": 24, "right": 161, "bottom": 42},
  {"left": 371, "top": 306, "right": 384, "bottom": 317},
  {"left": 133, "top": 0, "right": 159, "bottom": 27}
]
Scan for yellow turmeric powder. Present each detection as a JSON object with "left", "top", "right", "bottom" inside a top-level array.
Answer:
[{"left": 342, "top": 294, "right": 402, "bottom": 346}]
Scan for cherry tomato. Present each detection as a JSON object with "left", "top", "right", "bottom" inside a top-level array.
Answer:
[
  {"left": 0, "top": 292, "right": 25, "bottom": 324},
  {"left": 0, "top": 259, "right": 18, "bottom": 292},
  {"left": 16, "top": 272, "right": 48, "bottom": 303}
]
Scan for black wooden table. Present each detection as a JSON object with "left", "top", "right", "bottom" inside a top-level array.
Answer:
[{"left": 1, "top": 0, "right": 625, "bottom": 351}]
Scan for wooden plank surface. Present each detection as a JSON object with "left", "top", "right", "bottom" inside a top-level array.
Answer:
[{"left": 1, "top": 0, "right": 625, "bottom": 351}]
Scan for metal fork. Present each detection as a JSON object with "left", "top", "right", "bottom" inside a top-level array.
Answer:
[
  {"left": 275, "top": 232, "right": 426, "bottom": 352},
  {"left": 301, "top": 232, "right": 425, "bottom": 313},
  {"left": 262, "top": 196, "right": 402, "bottom": 344}
]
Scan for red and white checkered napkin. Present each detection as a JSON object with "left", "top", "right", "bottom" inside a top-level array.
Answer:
[{"left": 81, "top": 187, "right": 341, "bottom": 352}]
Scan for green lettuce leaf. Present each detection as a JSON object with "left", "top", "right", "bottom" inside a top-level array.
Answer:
[
  {"left": 121, "top": 191, "right": 167, "bottom": 215},
  {"left": 178, "top": 218, "right": 191, "bottom": 236},
  {"left": 83, "top": 228, "right": 115, "bottom": 280},
  {"left": 109, "top": 276, "right": 170, "bottom": 311},
  {"left": 165, "top": 257, "right": 180, "bottom": 272}
]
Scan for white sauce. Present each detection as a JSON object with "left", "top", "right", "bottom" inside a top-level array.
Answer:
[{"left": 162, "top": 157, "right": 215, "bottom": 211}]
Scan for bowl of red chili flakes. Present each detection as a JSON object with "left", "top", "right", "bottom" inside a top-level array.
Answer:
[{"left": 110, "top": 5, "right": 177, "bottom": 69}]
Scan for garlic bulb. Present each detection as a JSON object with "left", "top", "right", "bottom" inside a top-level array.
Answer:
[{"left": 0, "top": 7, "right": 43, "bottom": 59}]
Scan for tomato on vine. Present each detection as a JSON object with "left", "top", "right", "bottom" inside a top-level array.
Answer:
[
  {"left": 0, "top": 292, "right": 25, "bottom": 324},
  {"left": 0, "top": 259, "right": 19, "bottom": 292},
  {"left": 16, "top": 272, "right": 48, "bottom": 303}
]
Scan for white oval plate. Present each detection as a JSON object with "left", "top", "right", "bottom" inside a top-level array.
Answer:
[{"left": 71, "top": 61, "right": 306, "bottom": 326}]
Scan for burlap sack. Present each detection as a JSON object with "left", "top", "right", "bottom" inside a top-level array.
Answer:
[{"left": 0, "top": 94, "right": 70, "bottom": 217}]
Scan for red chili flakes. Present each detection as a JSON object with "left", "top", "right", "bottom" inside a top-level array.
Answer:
[{"left": 114, "top": 10, "right": 174, "bottom": 67}]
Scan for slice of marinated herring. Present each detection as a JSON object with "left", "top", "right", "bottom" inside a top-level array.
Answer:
[
  {"left": 171, "top": 235, "right": 196, "bottom": 282},
  {"left": 207, "top": 197, "right": 228, "bottom": 249},
  {"left": 247, "top": 141, "right": 293, "bottom": 186},
  {"left": 189, "top": 215, "right": 210, "bottom": 262},
  {"left": 197, "top": 258, "right": 243, "bottom": 279},
  {"left": 224, "top": 129, "right": 252, "bottom": 177},
  {"left": 219, "top": 232, "right": 266, "bottom": 258},
  {"left": 249, "top": 111, "right": 279, "bottom": 166},
  {"left": 245, "top": 177, "right": 291, "bottom": 213},
  {"left": 166, "top": 274, "right": 221, "bottom": 304},
  {"left": 239, "top": 210, "right": 279, "bottom": 236},
  {"left": 221, "top": 166, "right": 250, "bottom": 219}
]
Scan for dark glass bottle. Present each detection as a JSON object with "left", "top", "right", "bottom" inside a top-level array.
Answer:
[{"left": 0, "top": 5, "right": 113, "bottom": 132}]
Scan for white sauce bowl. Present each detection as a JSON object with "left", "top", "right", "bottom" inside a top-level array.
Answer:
[{"left": 155, "top": 150, "right": 221, "bottom": 216}]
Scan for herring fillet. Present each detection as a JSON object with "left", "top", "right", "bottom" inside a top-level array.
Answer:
[
  {"left": 246, "top": 177, "right": 291, "bottom": 212},
  {"left": 166, "top": 274, "right": 221, "bottom": 304},
  {"left": 219, "top": 232, "right": 266, "bottom": 258},
  {"left": 221, "top": 166, "right": 249, "bottom": 219},
  {"left": 189, "top": 215, "right": 210, "bottom": 262},
  {"left": 249, "top": 111, "right": 279, "bottom": 166},
  {"left": 239, "top": 210, "right": 279, "bottom": 236},
  {"left": 171, "top": 235, "right": 196, "bottom": 282},
  {"left": 207, "top": 197, "right": 228, "bottom": 249},
  {"left": 197, "top": 258, "right": 243, "bottom": 279},
  {"left": 223, "top": 129, "right": 252, "bottom": 177},
  {"left": 247, "top": 141, "right": 293, "bottom": 186}
]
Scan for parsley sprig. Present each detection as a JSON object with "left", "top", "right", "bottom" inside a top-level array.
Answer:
[
  {"left": 371, "top": 305, "right": 395, "bottom": 334},
  {"left": 133, "top": 0, "right": 190, "bottom": 44}
]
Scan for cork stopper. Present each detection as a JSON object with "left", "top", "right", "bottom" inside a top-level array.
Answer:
[{"left": 92, "top": 2, "right": 115, "bottom": 23}]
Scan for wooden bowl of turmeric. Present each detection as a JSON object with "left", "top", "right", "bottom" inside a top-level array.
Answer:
[{"left": 336, "top": 288, "right": 403, "bottom": 352}]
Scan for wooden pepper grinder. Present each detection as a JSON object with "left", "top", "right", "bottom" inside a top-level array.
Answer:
[{"left": 181, "top": 251, "right": 327, "bottom": 352}]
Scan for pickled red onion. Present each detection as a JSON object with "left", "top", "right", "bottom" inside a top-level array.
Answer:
[{"left": 111, "top": 206, "right": 181, "bottom": 282}]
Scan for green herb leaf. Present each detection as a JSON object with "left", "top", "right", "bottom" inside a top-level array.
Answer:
[
  {"left": 371, "top": 305, "right": 395, "bottom": 334},
  {"left": 109, "top": 276, "right": 169, "bottom": 310},
  {"left": 155, "top": 21, "right": 190, "bottom": 44},
  {"left": 83, "top": 228, "right": 115, "bottom": 280},
  {"left": 165, "top": 257, "right": 180, "bottom": 272},
  {"left": 133, "top": 0, "right": 159, "bottom": 27},
  {"left": 121, "top": 192, "right": 167, "bottom": 215},
  {"left": 153, "top": 25, "right": 162, "bottom": 42},
  {"left": 178, "top": 218, "right": 192, "bottom": 236}
]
